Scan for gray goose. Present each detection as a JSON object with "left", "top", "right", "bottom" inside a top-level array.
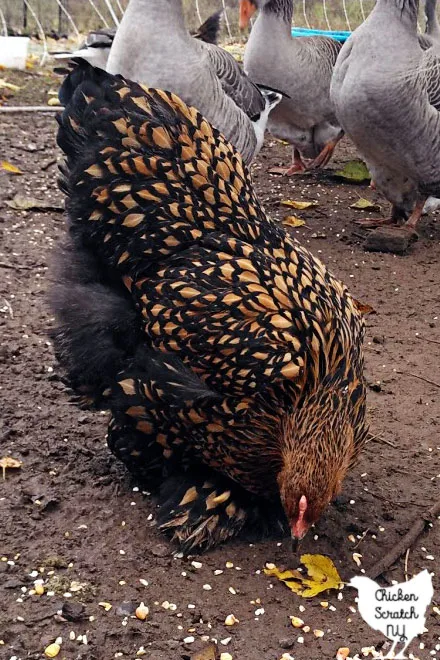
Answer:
[
  {"left": 51, "top": 11, "right": 223, "bottom": 69},
  {"left": 106, "top": 0, "right": 281, "bottom": 164},
  {"left": 240, "top": 0, "right": 343, "bottom": 174},
  {"left": 331, "top": 0, "right": 440, "bottom": 249}
]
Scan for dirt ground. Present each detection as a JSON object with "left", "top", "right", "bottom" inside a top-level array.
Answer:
[{"left": 0, "top": 68, "right": 439, "bottom": 660}]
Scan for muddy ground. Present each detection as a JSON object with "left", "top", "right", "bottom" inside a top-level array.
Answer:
[{"left": 0, "top": 67, "right": 439, "bottom": 660}]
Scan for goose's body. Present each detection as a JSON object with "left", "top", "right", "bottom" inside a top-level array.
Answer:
[
  {"left": 331, "top": 0, "right": 440, "bottom": 247},
  {"left": 240, "top": 0, "right": 343, "bottom": 173},
  {"left": 51, "top": 11, "right": 223, "bottom": 69},
  {"left": 106, "top": 0, "right": 280, "bottom": 163}
]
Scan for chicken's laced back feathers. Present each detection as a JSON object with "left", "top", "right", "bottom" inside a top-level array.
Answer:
[{"left": 54, "top": 61, "right": 368, "bottom": 551}]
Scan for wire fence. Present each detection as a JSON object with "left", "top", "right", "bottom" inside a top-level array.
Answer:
[
  {"left": 0, "top": 0, "right": 434, "bottom": 42},
  {"left": 0, "top": 0, "right": 379, "bottom": 39}
]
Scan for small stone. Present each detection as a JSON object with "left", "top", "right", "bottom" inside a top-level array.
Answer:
[
  {"left": 151, "top": 543, "right": 169, "bottom": 558},
  {"left": 61, "top": 601, "right": 85, "bottom": 621},
  {"left": 279, "top": 637, "right": 295, "bottom": 649}
]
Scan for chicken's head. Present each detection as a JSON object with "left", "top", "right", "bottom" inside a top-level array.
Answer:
[{"left": 276, "top": 385, "right": 364, "bottom": 545}]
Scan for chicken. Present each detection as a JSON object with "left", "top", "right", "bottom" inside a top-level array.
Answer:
[
  {"left": 350, "top": 570, "right": 434, "bottom": 658},
  {"left": 52, "top": 60, "right": 368, "bottom": 552}
]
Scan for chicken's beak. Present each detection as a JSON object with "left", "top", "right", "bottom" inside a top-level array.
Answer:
[{"left": 239, "top": 0, "right": 257, "bottom": 30}]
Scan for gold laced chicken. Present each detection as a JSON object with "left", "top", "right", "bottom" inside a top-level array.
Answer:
[{"left": 52, "top": 60, "right": 368, "bottom": 552}]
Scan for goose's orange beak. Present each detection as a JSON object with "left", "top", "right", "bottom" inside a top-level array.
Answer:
[{"left": 239, "top": 0, "right": 257, "bottom": 30}]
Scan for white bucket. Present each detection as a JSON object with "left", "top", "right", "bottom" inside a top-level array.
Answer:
[{"left": 0, "top": 36, "right": 30, "bottom": 70}]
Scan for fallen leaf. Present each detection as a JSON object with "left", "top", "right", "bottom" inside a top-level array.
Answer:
[
  {"left": 1, "top": 161, "right": 23, "bottom": 175},
  {"left": 281, "top": 199, "right": 318, "bottom": 209},
  {"left": 282, "top": 215, "right": 306, "bottom": 228},
  {"left": 352, "top": 298, "right": 376, "bottom": 315},
  {"left": 0, "top": 457, "right": 23, "bottom": 480},
  {"left": 350, "top": 198, "right": 380, "bottom": 211},
  {"left": 334, "top": 160, "right": 371, "bottom": 183},
  {"left": 0, "top": 78, "right": 21, "bottom": 92},
  {"left": 6, "top": 194, "right": 64, "bottom": 212},
  {"left": 264, "top": 554, "right": 343, "bottom": 598},
  {"left": 190, "top": 643, "right": 219, "bottom": 660}
]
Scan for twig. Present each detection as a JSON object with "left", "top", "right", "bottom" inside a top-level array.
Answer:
[
  {"left": 353, "top": 528, "right": 370, "bottom": 550},
  {"left": 416, "top": 335, "right": 440, "bottom": 346},
  {"left": 0, "top": 106, "right": 63, "bottom": 113},
  {"left": 396, "top": 370, "right": 440, "bottom": 389},
  {"left": 2, "top": 298, "right": 13, "bottom": 319},
  {"left": 404, "top": 548, "right": 410, "bottom": 582},
  {"left": 0, "top": 261, "right": 35, "bottom": 271},
  {"left": 369, "top": 500, "right": 440, "bottom": 579},
  {"left": 366, "top": 432, "right": 396, "bottom": 448}
]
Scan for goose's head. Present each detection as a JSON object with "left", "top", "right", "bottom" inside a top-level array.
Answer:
[{"left": 239, "top": 0, "right": 259, "bottom": 29}]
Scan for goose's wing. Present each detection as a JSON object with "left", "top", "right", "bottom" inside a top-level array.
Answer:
[
  {"left": 422, "top": 47, "right": 440, "bottom": 110},
  {"left": 203, "top": 43, "right": 266, "bottom": 118}
]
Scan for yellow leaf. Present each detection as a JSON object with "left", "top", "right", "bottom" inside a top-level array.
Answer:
[
  {"left": 334, "top": 160, "right": 371, "bottom": 182},
  {"left": 350, "top": 198, "right": 380, "bottom": 211},
  {"left": 281, "top": 200, "right": 318, "bottom": 209},
  {"left": 0, "top": 78, "right": 21, "bottom": 92},
  {"left": 1, "top": 161, "right": 23, "bottom": 175},
  {"left": 282, "top": 215, "right": 306, "bottom": 228},
  {"left": 0, "top": 456, "right": 23, "bottom": 479},
  {"left": 264, "top": 554, "right": 343, "bottom": 598}
]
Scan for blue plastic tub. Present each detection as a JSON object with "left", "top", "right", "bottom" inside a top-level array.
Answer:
[{"left": 291, "top": 26, "right": 351, "bottom": 42}]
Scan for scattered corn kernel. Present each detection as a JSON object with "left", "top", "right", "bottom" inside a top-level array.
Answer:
[
  {"left": 337, "top": 647, "right": 350, "bottom": 660},
  {"left": 303, "top": 625, "right": 310, "bottom": 633},
  {"left": 34, "top": 583, "right": 45, "bottom": 595},
  {"left": 135, "top": 602, "right": 149, "bottom": 620},
  {"left": 320, "top": 601, "right": 329, "bottom": 608},
  {"left": 353, "top": 553, "right": 362, "bottom": 567},
  {"left": 290, "top": 616, "right": 304, "bottom": 628},
  {"left": 314, "top": 629, "right": 325, "bottom": 638},
  {"left": 220, "top": 654, "right": 233, "bottom": 660},
  {"left": 225, "top": 614, "right": 239, "bottom": 626},
  {"left": 98, "top": 601, "right": 112, "bottom": 612},
  {"left": 44, "top": 643, "right": 61, "bottom": 658},
  {"left": 226, "top": 561, "right": 234, "bottom": 568}
]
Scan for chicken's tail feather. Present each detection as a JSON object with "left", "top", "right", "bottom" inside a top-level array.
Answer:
[{"left": 157, "top": 469, "right": 288, "bottom": 553}]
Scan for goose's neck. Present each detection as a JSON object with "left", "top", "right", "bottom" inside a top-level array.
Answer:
[
  {"left": 123, "top": 0, "right": 187, "bottom": 36},
  {"left": 375, "top": 0, "right": 419, "bottom": 28},
  {"left": 261, "top": 0, "right": 294, "bottom": 26}
]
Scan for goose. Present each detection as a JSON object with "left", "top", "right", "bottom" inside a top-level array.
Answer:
[
  {"left": 425, "top": 0, "right": 440, "bottom": 42},
  {"left": 51, "top": 10, "right": 223, "bottom": 70},
  {"left": 331, "top": 0, "right": 440, "bottom": 250},
  {"left": 239, "top": 0, "right": 343, "bottom": 174},
  {"left": 105, "top": 0, "right": 282, "bottom": 164}
]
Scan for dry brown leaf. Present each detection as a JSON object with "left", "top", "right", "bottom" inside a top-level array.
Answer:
[
  {"left": 282, "top": 215, "right": 306, "bottom": 228},
  {"left": 281, "top": 199, "right": 318, "bottom": 209},
  {"left": 1, "top": 161, "right": 23, "bottom": 175},
  {"left": 0, "top": 456, "right": 23, "bottom": 479},
  {"left": 264, "top": 554, "right": 343, "bottom": 598}
]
